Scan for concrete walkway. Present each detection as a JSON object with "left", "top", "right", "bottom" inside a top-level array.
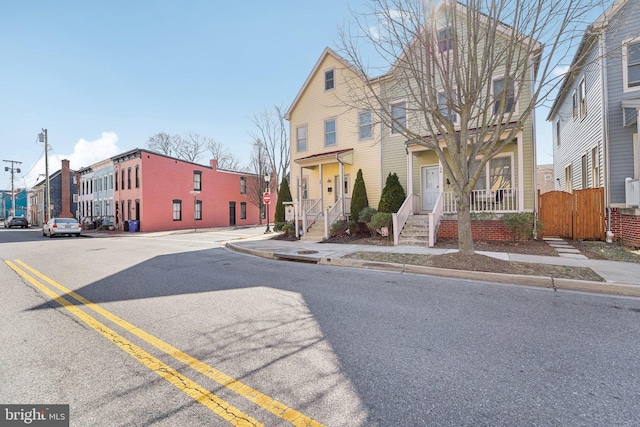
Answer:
[{"left": 224, "top": 235, "right": 640, "bottom": 298}]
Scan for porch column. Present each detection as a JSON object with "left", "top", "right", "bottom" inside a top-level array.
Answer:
[
  {"left": 407, "top": 149, "right": 414, "bottom": 197},
  {"left": 339, "top": 159, "right": 345, "bottom": 219}
]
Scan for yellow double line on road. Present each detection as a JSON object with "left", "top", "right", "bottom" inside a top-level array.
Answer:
[{"left": 6, "top": 260, "right": 325, "bottom": 427}]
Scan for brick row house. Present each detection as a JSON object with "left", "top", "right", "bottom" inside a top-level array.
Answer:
[
  {"left": 287, "top": 1, "right": 539, "bottom": 245},
  {"left": 31, "top": 159, "right": 78, "bottom": 225},
  {"left": 548, "top": 0, "right": 640, "bottom": 246}
]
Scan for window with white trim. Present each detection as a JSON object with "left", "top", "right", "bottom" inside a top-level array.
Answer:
[
  {"left": 325, "top": 119, "right": 336, "bottom": 146},
  {"left": 296, "top": 125, "right": 307, "bottom": 152},
  {"left": 359, "top": 111, "right": 373, "bottom": 140},
  {"left": 572, "top": 91, "right": 578, "bottom": 120},
  {"left": 578, "top": 78, "right": 587, "bottom": 118},
  {"left": 438, "top": 27, "right": 453, "bottom": 53},
  {"left": 556, "top": 119, "right": 561, "bottom": 146},
  {"left": 493, "top": 75, "right": 515, "bottom": 114},
  {"left": 473, "top": 156, "right": 513, "bottom": 191},
  {"left": 591, "top": 146, "right": 600, "bottom": 187},
  {"left": 391, "top": 102, "right": 406, "bottom": 134},
  {"left": 173, "top": 200, "right": 182, "bottom": 221},
  {"left": 624, "top": 40, "right": 640, "bottom": 90},
  {"left": 565, "top": 164, "right": 573, "bottom": 193},
  {"left": 325, "top": 69, "right": 334, "bottom": 90},
  {"left": 581, "top": 154, "right": 588, "bottom": 189},
  {"left": 438, "top": 92, "right": 457, "bottom": 122}
]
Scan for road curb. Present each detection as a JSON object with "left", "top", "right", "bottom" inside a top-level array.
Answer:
[{"left": 226, "top": 242, "right": 640, "bottom": 298}]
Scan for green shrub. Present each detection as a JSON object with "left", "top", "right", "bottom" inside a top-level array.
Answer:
[
  {"left": 273, "top": 222, "right": 286, "bottom": 232},
  {"left": 281, "top": 222, "right": 295, "bottom": 236},
  {"left": 367, "top": 212, "right": 393, "bottom": 235},
  {"left": 330, "top": 220, "right": 347, "bottom": 237},
  {"left": 346, "top": 219, "right": 358, "bottom": 234},
  {"left": 358, "top": 207, "right": 377, "bottom": 224},
  {"left": 502, "top": 212, "right": 537, "bottom": 241},
  {"left": 378, "top": 173, "right": 406, "bottom": 213},
  {"left": 350, "top": 169, "right": 369, "bottom": 222}
]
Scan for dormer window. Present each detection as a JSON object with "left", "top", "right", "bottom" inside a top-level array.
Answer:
[{"left": 325, "top": 70, "right": 335, "bottom": 90}]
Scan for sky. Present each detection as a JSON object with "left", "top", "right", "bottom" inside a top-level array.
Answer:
[{"left": 0, "top": 1, "right": 601, "bottom": 192}]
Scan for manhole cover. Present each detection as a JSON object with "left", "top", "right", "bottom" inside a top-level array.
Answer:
[{"left": 297, "top": 250, "right": 318, "bottom": 255}]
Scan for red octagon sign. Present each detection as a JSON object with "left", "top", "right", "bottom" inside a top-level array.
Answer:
[{"left": 263, "top": 191, "right": 271, "bottom": 205}]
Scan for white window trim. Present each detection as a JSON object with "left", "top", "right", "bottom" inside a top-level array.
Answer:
[
  {"left": 555, "top": 119, "right": 561, "bottom": 146},
  {"left": 473, "top": 152, "right": 515, "bottom": 191},
  {"left": 578, "top": 77, "right": 587, "bottom": 119},
  {"left": 438, "top": 91, "right": 460, "bottom": 125},
  {"left": 491, "top": 74, "right": 519, "bottom": 115},
  {"left": 581, "top": 152, "right": 588, "bottom": 189},
  {"left": 296, "top": 124, "right": 308, "bottom": 152},
  {"left": 324, "top": 68, "right": 335, "bottom": 91},
  {"left": 572, "top": 90, "right": 578, "bottom": 120},
  {"left": 437, "top": 25, "right": 453, "bottom": 53},
  {"left": 591, "top": 144, "right": 600, "bottom": 188},
  {"left": 389, "top": 99, "right": 408, "bottom": 135},
  {"left": 358, "top": 111, "right": 374, "bottom": 141},
  {"left": 565, "top": 163, "right": 573, "bottom": 193},
  {"left": 324, "top": 117, "right": 337, "bottom": 147},
  {"left": 623, "top": 37, "right": 640, "bottom": 93}
]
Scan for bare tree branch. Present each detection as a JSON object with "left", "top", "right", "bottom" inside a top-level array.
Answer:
[{"left": 250, "top": 106, "right": 290, "bottom": 186}]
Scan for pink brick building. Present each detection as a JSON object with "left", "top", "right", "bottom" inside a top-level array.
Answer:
[{"left": 111, "top": 149, "right": 268, "bottom": 232}]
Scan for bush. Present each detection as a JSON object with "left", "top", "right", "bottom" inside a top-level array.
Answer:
[
  {"left": 358, "top": 207, "right": 377, "bottom": 224},
  {"left": 330, "top": 220, "right": 347, "bottom": 237},
  {"left": 273, "top": 222, "right": 286, "bottom": 232},
  {"left": 378, "top": 173, "right": 406, "bottom": 213},
  {"left": 281, "top": 222, "right": 296, "bottom": 236},
  {"left": 502, "top": 212, "right": 539, "bottom": 241},
  {"left": 367, "top": 212, "right": 393, "bottom": 235},
  {"left": 346, "top": 219, "right": 358, "bottom": 234},
  {"left": 350, "top": 169, "right": 369, "bottom": 222},
  {"left": 274, "top": 177, "right": 292, "bottom": 223}
]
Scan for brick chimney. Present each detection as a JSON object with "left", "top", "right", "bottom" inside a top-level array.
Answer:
[{"left": 60, "top": 159, "right": 72, "bottom": 218}]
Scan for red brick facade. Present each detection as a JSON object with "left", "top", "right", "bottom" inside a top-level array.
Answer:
[
  {"left": 59, "top": 159, "right": 73, "bottom": 218},
  {"left": 609, "top": 208, "right": 640, "bottom": 247},
  {"left": 437, "top": 219, "right": 521, "bottom": 241}
]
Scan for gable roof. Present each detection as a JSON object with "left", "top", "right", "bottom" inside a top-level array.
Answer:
[
  {"left": 547, "top": 0, "right": 631, "bottom": 121},
  {"left": 284, "top": 47, "right": 367, "bottom": 121}
]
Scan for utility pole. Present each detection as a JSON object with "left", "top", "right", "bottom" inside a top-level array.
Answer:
[
  {"left": 38, "top": 129, "right": 50, "bottom": 222},
  {"left": 3, "top": 160, "right": 22, "bottom": 217}
]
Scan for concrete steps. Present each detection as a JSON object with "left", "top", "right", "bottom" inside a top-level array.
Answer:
[
  {"left": 301, "top": 219, "right": 325, "bottom": 241},
  {"left": 398, "top": 214, "right": 430, "bottom": 246}
]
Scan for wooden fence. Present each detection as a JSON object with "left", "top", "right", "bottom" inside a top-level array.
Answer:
[{"left": 538, "top": 188, "right": 605, "bottom": 240}]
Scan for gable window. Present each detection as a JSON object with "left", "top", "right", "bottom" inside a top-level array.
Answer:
[
  {"left": 296, "top": 125, "right": 307, "bottom": 152},
  {"left": 438, "top": 27, "right": 453, "bottom": 53},
  {"left": 325, "top": 119, "right": 337, "bottom": 146},
  {"left": 493, "top": 76, "right": 515, "bottom": 114},
  {"left": 624, "top": 40, "right": 640, "bottom": 90},
  {"left": 194, "top": 171, "right": 202, "bottom": 191},
  {"left": 556, "top": 119, "right": 561, "bottom": 146},
  {"left": 391, "top": 102, "right": 406, "bottom": 134},
  {"left": 591, "top": 146, "right": 600, "bottom": 187},
  {"left": 438, "top": 92, "right": 457, "bottom": 122},
  {"left": 195, "top": 200, "right": 202, "bottom": 220},
  {"left": 572, "top": 91, "right": 578, "bottom": 120},
  {"left": 172, "top": 200, "right": 182, "bottom": 221},
  {"left": 359, "top": 111, "right": 373, "bottom": 140},
  {"left": 578, "top": 78, "right": 587, "bottom": 118},
  {"left": 325, "top": 69, "right": 335, "bottom": 90},
  {"left": 240, "top": 176, "right": 246, "bottom": 194},
  {"left": 240, "top": 202, "right": 246, "bottom": 220}
]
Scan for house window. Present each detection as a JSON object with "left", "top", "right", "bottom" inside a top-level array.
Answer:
[
  {"left": 624, "top": 40, "right": 640, "bottom": 90},
  {"left": 173, "top": 200, "right": 182, "bottom": 221},
  {"left": 296, "top": 125, "right": 307, "bottom": 152},
  {"left": 135, "top": 166, "right": 140, "bottom": 188},
  {"left": 493, "top": 75, "right": 515, "bottom": 114},
  {"left": 301, "top": 176, "right": 309, "bottom": 199},
  {"left": 591, "top": 146, "right": 600, "bottom": 187},
  {"left": 325, "top": 69, "right": 334, "bottom": 90},
  {"left": 438, "top": 92, "right": 457, "bottom": 122},
  {"left": 110, "top": 174, "right": 113, "bottom": 190},
  {"left": 556, "top": 119, "right": 561, "bottom": 147},
  {"left": 579, "top": 78, "right": 587, "bottom": 118},
  {"left": 194, "top": 171, "right": 202, "bottom": 191},
  {"left": 581, "top": 154, "right": 588, "bottom": 189},
  {"left": 359, "top": 111, "right": 373, "bottom": 140},
  {"left": 127, "top": 199, "right": 132, "bottom": 220},
  {"left": 240, "top": 177, "right": 246, "bottom": 194},
  {"left": 565, "top": 164, "right": 573, "bottom": 193},
  {"left": 195, "top": 200, "right": 202, "bottom": 220},
  {"left": 240, "top": 202, "right": 246, "bottom": 220},
  {"left": 438, "top": 26, "right": 453, "bottom": 53},
  {"left": 121, "top": 170, "right": 125, "bottom": 190},
  {"left": 127, "top": 167, "right": 132, "bottom": 189},
  {"left": 572, "top": 91, "right": 578, "bottom": 120},
  {"left": 391, "top": 102, "right": 406, "bottom": 134},
  {"left": 474, "top": 156, "right": 513, "bottom": 191},
  {"left": 325, "top": 119, "right": 337, "bottom": 146}
]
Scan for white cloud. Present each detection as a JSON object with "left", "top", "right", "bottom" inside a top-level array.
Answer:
[
  {"left": 27, "top": 132, "right": 122, "bottom": 187},
  {"left": 553, "top": 65, "right": 570, "bottom": 77},
  {"left": 369, "top": 26, "right": 380, "bottom": 40}
]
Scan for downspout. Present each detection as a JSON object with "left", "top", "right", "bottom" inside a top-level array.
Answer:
[{"left": 600, "top": 30, "right": 614, "bottom": 242}]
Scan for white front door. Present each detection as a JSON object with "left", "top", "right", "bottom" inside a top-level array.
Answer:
[
  {"left": 422, "top": 166, "right": 439, "bottom": 211},
  {"left": 334, "top": 174, "right": 350, "bottom": 203}
]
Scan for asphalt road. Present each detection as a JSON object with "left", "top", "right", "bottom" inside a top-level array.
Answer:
[{"left": 1, "top": 227, "right": 640, "bottom": 426}]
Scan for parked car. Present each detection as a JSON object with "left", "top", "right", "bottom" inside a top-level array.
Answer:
[
  {"left": 42, "top": 217, "right": 82, "bottom": 237},
  {"left": 4, "top": 216, "right": 29, "bottom": 228}
]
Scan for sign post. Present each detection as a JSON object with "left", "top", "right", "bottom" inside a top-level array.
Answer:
[{"left": 263, "top": 191, "right": 271, "bottom": 233}]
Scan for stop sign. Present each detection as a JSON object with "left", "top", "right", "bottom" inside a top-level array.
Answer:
[{"left": 263, "top": 191, "right": 271, "bottom": 205}]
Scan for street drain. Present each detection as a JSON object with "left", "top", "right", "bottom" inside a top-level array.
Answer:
[{"left": 297, "top": 250, "right": 318, "bottom": 254}]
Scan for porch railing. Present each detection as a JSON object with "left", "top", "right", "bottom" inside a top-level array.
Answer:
[
  {"left": 302, "top": 198, "right": 322, "bottom": 234},
  {"left": 428, "top": 192, "right": 444, "bottom": 247},
  {"left": 443, "top": 188, "right": 518, "bottom": 213},
  {"left": 323, "top": 197, "right": 351, "bottom": 239},
  {"left": 392, "top": 194, "right": 416, "bottom": 245},
  {"left": 626, "top": 178, "right": 640, "bottom": 208}
]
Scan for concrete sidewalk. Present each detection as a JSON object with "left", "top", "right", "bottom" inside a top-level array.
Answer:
[{"left": 225, "top": 237, "right": 640, "bottom": 298}]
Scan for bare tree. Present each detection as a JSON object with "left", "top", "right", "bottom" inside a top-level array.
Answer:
[
  {"left": 246, "top": 138, "right": 271, "bottom": 223},
  {"left": 173, "top": 132, "right": 206, "bottom": 163},
  {"left": 250, "top": 106, "right": 290, "bottom": 187},
  {"left": 338, "top": 0, "right": 601, "bottom": 254},
  {"left": 206, "top": 137, "right": 241, "bottom": 171},
  {"left": 147, "top": 132, "right": 179, "bottom": 156}
]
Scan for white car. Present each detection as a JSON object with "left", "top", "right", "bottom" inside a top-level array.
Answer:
[{"left": 43, "top": 218, "right": 82, "bottom": 237}]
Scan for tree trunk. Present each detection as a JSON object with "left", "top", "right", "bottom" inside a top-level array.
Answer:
[{"left": 456, "top": 195, "right": 475, "bottom": 255}]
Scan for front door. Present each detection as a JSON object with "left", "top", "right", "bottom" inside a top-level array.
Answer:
[
  {"left": 229, "top": 202, "right": 236, "bottom": 226},
  {"left": 422, "top": 166, "right": 439, "bottom": 211},
  {"left": 334, "top": 174, "right": 350, "bottom": 203}
]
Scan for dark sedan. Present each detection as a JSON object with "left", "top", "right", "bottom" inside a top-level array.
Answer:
[{"left": 3, "top": 216, "right": 29, "bottom": 228}]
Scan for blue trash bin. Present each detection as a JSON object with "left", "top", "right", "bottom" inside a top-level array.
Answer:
[{"left": 129, "top": 220, "right": 139, "bottom": 232}]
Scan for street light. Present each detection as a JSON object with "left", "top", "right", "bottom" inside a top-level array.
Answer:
[{"left": 264, "top": 173, "right": 271, "bottom": 233}]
